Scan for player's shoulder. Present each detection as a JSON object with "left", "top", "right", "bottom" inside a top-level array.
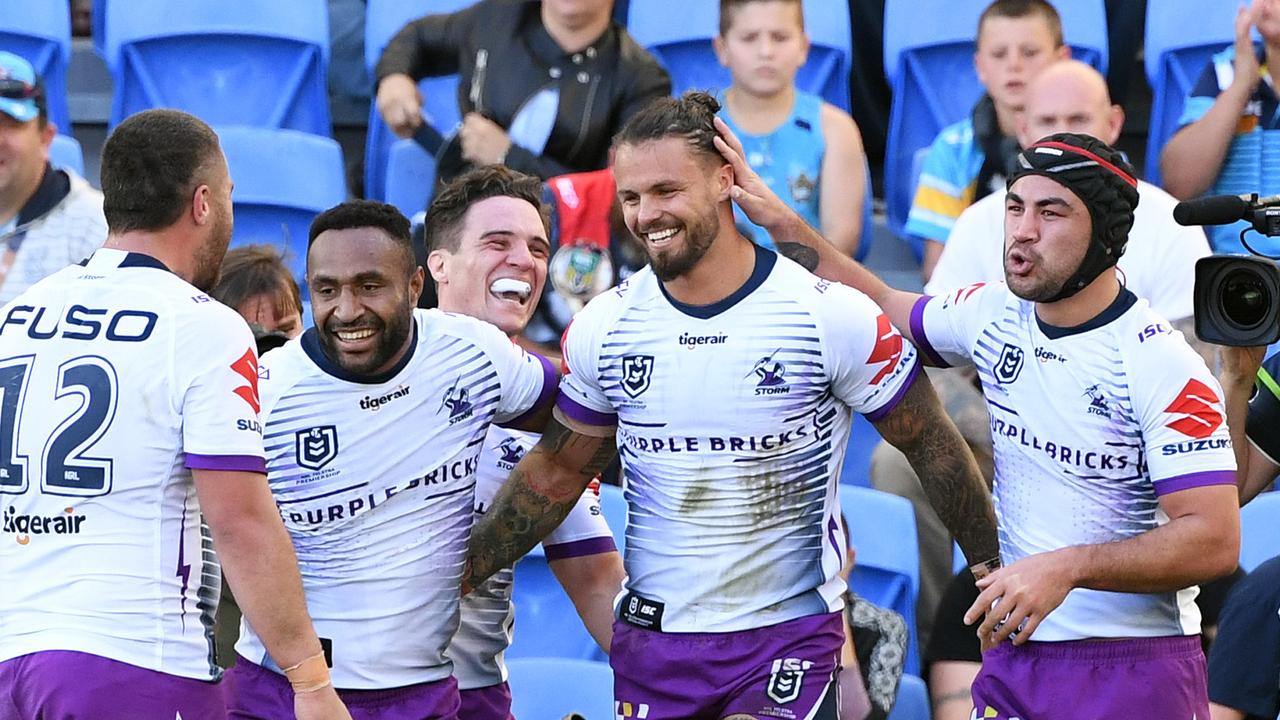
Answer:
[
  {"left": 1114, "top": 295, "right": 1200, "bottom": 362},
  {"left": 931, "top": 280, "right": 1015, "bottom": 312},
  {"left": 417, "top": 307, "right": 525, "bottom": 363},
  {"left": 572, "top": 269, "right": 655, "bottom": 327}
]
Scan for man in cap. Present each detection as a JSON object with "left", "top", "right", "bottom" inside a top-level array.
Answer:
[
  {"left": 0, "top": 51, "right": 105, "bottom": 302},
  {"left": 719, "top": 127, "right": 1242, "bottom": 719}
]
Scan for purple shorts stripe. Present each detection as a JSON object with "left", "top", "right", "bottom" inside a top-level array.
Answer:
[
  {"left": 863, "top": 359, "right": 922, "bottom": 423},
  {"left": 500, "top": 353, "right": 559, "bottom": 429},
  {"left": 909, "top": 295, "right": 949, "bottom": 367},
  {"left": 458, "top": 682, "right": 513, "bottom": 720},
  {"left": 611, "top": 612, "right": 842, "bottom": 718},
  {"left": 223, "top": 657, "right": 461, "bottom": 719},
  {"left": 544, "top": 535, "right": 617, "bottom": 561},
  {"left": 555, "top": 393, "right": 617, "bottom": 428},
  {"left": 0, "top": 650, "right": 223, "bottom": 720},
  {"left": 185, "top": 453, "right": 266, "bottom": 474},
  {"left": 1154, "top": 470, "right": 1236, "bottom": 496},
  {"left": 971, "top": 635, "right": 1207, "bottom": 720}
]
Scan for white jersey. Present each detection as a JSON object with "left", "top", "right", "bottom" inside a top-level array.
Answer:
[
  {"left": 558, "top": 246, "right": 919, "bottom": 633},
  {"left": 925, "top": 180, "right": 1210, "bottom": 322},
  {"left": 445, "top": 426, "right": 616, "bottom": 690},
  {"left": 0, "top": 249, "right": 265, "bottom": 681},
  {"left": 912, "top": 282, "right": 1236, "bottom": 641},
  {"left": 236, "top": 309, "right": 555, "bottom": 689}
]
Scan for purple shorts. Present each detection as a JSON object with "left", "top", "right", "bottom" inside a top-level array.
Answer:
[
  {"left": 221, "top": 655, "right": 461, "bottom": 720},
  {"left": 0, "top": 650, "right": 223, "bottom": 720},
  {"left": 458, "top": 682, "right": 514, "bottom": 720},
  {"left": 610, "top": 612, "right": 843, "bottom": 720},
  {"left": 971, "top": 635, "right": 1209, "bottom": 720}
]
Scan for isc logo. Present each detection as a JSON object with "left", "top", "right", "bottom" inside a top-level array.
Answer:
[{"left": 0, "top": 305, "right": 158, "bottom": 343}]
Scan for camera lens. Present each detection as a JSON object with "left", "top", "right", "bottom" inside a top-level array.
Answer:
[{"left": 1222, "top": 269, "right": 1271, "bottom": 328}]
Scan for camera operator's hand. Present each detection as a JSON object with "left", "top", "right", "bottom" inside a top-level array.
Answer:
[
  {"left": 1219, "top": 344, "right": 1268, "bottom": 505},
  {"left": 1220, "top": 344, "right": 1267, "bottom": 386},
  {"left": 1231, "top": 4, "right": 1263, "bottom": 96}
]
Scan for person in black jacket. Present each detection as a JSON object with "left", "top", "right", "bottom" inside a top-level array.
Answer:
[{"left": 375, "top": 0, "right": 671, "bottom": 182}]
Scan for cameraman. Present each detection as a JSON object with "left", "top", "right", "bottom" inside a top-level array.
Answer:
[{"left": 1210, "top": 346, "right": 1280, "bottom": 720}]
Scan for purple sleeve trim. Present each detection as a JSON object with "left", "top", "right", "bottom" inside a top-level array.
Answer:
[
  {"left": 1154, "top": 470, "right": 1237, "bottom": 496},
  {"left": 555, "top": 393, "right": 617, "bottom": 428},
  {"left": 543, "top": 536, "right": 617, "bottom": 560},
  {"left": 185, "top": 453, "right": 266, "bottom": 474},
  {"left": 909, "top": 295, "right": 949, "bottom": 368},
  {"left": 863, "top": 360, "right": 922, "bottom": 422},
  {"left": 499, "top": 352, "right": 559, "bottom": 429}
]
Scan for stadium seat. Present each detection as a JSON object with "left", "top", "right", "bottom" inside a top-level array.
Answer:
[
  {"left": 1, "top": 0, "right": 73, "bottom": 133},
  {"left": 887, "top": 673, "right": 930, "bottom": 720},
  {"left": 598, "top": 482, "right": 628, "bottom": 554},
  {"left": 882, "top": 0, "right": 1109, "bottom": 236},
  {"left": 506, "top": 657, "right": 614, "bottom": 720},
  {"left": 839, "top": 414, "right": 881, "bottom": 487},
  {"left": 215, "top": 126, "right": 347, "bottom": 289},
  {"left": 1143, "top": 0, "right": 1236, "bottom": 185},
  {"left": 383, "top": 138, "right": 438, "bottom": 217},
  {"left": 1240, "top": 491, "right": 1280, "bottom": 572},
  {"left": 626, "top": 0, "right": 853, "bottom": 111},
  {"left": 49, "top": 134, "right": 85, "bottom": 177},
  {"left": 509, "top": 545, "right": 605, "bottom": 662},
  {"left": 840, "top": 485, "right": 921, "bottom": 674},
  {"left": 102, "top": 0, "right": 331, "bottom": 134},
  {"left": 364, "top": 0, "right": 473, "bottom": 202}
]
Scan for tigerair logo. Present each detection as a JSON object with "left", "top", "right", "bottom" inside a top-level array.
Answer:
[
  {"left": 3, "top": 505, "right": 86, "bottom": 544},
  {"left": 1164, "top": 379, "right": 1223, "bottom": 439},
  {"left": 360, "top": 384, "right": 410, "bottom": 411}
]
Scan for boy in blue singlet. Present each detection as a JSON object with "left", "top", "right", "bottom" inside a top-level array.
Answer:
[{"left": 713, "top": 0, "right": 868, "bottom": 256}]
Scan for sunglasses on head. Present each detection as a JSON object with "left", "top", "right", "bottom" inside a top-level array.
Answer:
[{"left": 0, "top": 78, "right": 40, "bottom": 101}]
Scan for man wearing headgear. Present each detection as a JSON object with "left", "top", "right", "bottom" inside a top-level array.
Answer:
[
  {"left": 0, "top": 51, "right": 105, "bottom": 303},
  {"left": 718, "top": 128, "right": 1242, "bottom": 719}
]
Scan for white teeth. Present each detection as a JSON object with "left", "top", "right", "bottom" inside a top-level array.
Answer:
[
  {"left": 337, "top": 329, "right": 375, "bottom": 341},
  {"left": 490, "top": 278, "right": 531, "bottom": 301},
  {"left": 645, "top": 228, "right": 678, "bottom": 242}
]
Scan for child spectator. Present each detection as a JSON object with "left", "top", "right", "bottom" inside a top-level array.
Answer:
[
  {"left": 714, "top": 0, "right": 868, "bottom": 256},
  {"left": 904, "top": 0, "right": 1068, "bottom": 279}
]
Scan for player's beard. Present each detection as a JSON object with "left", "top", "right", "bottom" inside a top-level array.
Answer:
[
  {"left": 1004, "top": 249, "right": 1077, "bottom": 303},
  {"left": 645, "top": 206, "right": 718, "bottom": 282},
  {"left": 191, "top": 203, "right": 234, "bottom": 292}
]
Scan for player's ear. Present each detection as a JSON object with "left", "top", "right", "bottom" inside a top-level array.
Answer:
[
  {"left": 426, "top": 249, "right": 449, "bottom": 285},
  {"left": 714, "top": 161, "right": 734, "bottom": 202},
  {"left": 190, "top": 183, "right": 212, "bottom": 226},
  {"left": 409, "top": 265, "right": 425, "bottom": 304}
]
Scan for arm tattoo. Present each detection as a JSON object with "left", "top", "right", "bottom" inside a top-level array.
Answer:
[
  {"left": 467, "top": 418, "right": 617, "bottom": 587},
  {"left": 871, "top": 373, "right": 1001, "bottom": 565},
  {"left": 776, "top": 242, "right": 820, "bottom": 272}
]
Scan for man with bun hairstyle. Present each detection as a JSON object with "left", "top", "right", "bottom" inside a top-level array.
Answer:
[{"left": 719, "top": 127, "right": 1241, "bottom": 719}]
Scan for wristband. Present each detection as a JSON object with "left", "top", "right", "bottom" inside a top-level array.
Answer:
[
  {"left": 283, "top": 652, "right": 331, "bottom": 694},
  {"left": 969, "top": 556, "right": 1002, "bottom": 580}
]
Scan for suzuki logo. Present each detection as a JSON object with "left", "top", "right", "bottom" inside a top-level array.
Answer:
[
  {"left": 1164, "top": 379, "right": 1223, "bottom": 439},
  {"left": 230, "top": 348, "right": 260, "bottom": 413}
]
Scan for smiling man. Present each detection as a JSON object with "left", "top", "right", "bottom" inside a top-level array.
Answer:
[
  {"left": 465, "top": 92, "right": 999, "bottom": 720},
  {"left": 425, "top": 165, "right": 623, "bottom": 719},
  {"left": 220, "top": 199, "right": 559, "bottom": 720}
]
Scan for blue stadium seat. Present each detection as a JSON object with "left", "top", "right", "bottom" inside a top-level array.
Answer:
[
  {"left": 839, "top": 414, "right": 881, "bottom": 487},
  {"left": 215, "top": 126, "right": 346, "bottom": 289},
  {"left": 840, "top": 485, "right": 921, "bottom": 674},
  {"left": 1, "top": 0, "right": 72, "bottom": 133},
  {"left": 509, "top": 545, "right": 605, "bottom": 662},
  {"left": 103, "top": 0, "right": 331, "bottom": 134},
  {"left": 364, "top": 0, "right": 473, "bottom": 202},
  {"left": 626, "top": 0, "right": 853, "bottom": 111},
  {"left": 506, "top": 657, "right": 614, "bottom": 720},
  {"left": 1143, "top": 0, "right": 1236, "bottom": 185},
  {"left": 384, "top": 139, "right": 438, "bottom": 217},
  {"left": 887, "top": 673, "right": 930, "bottom": 720},
  {"left": 49, "top": 134, "right": 85, "bottom": 177},
  {"left": 598, "top": 482, "right": 628, "bottom": 555},
  {"left": 882, "top": 0, "right": 1109, "bottom": 236},
  {"left": 1240, "top": 491, "right": 1280, "bottom": 572}
]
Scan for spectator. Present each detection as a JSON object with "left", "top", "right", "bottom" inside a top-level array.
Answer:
[
  {"left": 1208, "top": 557, "right": 1280, "bottom": 720},
  {"left": 713, "top": 0, "right": 868, "bottom": 255},
  {"left": 374, "top": 0, "right": 671, "bottom": 183},
  {"left": 928, "top": 59, "right": 1211, "bottom": 327},
  {"left": 0, "top": 51, "right": 106, "bottom": 304},
  {"left": 1161, "top": 2, "right": 1280, "bottom": 254},
  {"left": 904, "top": 0, "right": 1067, "bottom": 279},
  {"left": 211, "top": 245, "right": 305, "bottom": 340}
]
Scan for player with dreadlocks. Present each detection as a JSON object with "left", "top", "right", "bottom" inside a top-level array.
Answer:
[{"left": 717, "top": 128, "right": 1242, "bottom": 719}]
